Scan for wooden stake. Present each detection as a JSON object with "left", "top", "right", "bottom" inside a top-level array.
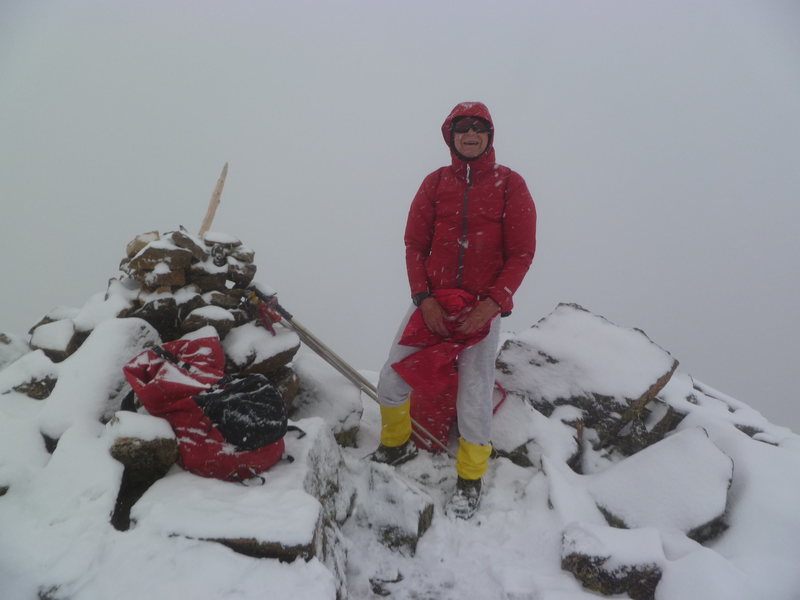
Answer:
[{"left": 198, "top": 162, "right": 228, "bottom": 238}]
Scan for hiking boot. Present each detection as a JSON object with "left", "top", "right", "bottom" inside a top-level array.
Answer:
[
  {"left": 446, "top": 476, "right": 482, "bottom": 519},
  {"left": 370, "top": 439, "right": 419, "bottom": 466}
]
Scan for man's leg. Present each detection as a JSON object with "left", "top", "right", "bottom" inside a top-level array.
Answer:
[
  {"left": 373, "top": 305, "right": 419, "bottom": 464},
  {"left": 447, "top": 316, "right": 500, "bottom": 518},
  {"left": 455, "top": 315, "right": 501, "bottom": 451},
  {"left": 376, "top": 305, "right": 417, "bottom": 408}
]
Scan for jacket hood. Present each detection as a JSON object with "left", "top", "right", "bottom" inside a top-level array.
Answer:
[{"left": 441, "top": 101, "right": 496, "bottom": 166}]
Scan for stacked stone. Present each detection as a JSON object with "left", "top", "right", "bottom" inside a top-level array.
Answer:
[
  {"left": 119, "top": 229, "right": 257, "bottom": 341},
  {"left": 22, "top": 230, "right": 301, "bottom": 411}
]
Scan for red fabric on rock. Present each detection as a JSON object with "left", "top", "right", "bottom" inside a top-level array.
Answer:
[{"left": 123, "top": 336, "right": 285, "bottom": 481}]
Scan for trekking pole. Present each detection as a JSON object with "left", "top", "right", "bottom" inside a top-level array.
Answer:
[{"left": 248, "top": 285, "right": 455, "bottom": 458}]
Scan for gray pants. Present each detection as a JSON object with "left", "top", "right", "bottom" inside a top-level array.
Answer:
[{"left": 376, "top": 305, "right": 501, "bottom": 446}]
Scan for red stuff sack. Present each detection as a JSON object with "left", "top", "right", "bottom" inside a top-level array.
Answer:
[{"left": 122, "top": 336, "right": 286, "bottom": 481}]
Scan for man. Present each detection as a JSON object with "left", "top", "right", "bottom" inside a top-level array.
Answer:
[{"left": 373, "top": 101, "right": 537, "bottom": 519}]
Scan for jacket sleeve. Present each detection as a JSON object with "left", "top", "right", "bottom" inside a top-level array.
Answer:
[
  {"left": 486, "top": 171, "right": 537, "bottom": 312},
  {"left": 404, "top": 171, "right": 440, "bottom": 296}
]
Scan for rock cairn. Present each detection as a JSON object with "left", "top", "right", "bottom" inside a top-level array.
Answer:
[
  {"left": 9, "top": 230, "right": 314, "bottom": 533},
  {"left": 25, "top": 229, "right": 301, "bottom": 406}
]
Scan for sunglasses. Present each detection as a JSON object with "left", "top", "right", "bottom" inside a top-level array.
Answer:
[{"left": 452, "top": 118, "right": 492, "bottom": 134}]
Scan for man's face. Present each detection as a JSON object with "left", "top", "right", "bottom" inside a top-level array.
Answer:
[{"left": 452, "top": 118, "right": 491, "bottom": 159}]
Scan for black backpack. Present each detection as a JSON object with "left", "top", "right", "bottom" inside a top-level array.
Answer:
[{"left": 193, "top": 374, "right": 288, "bottom": 451}]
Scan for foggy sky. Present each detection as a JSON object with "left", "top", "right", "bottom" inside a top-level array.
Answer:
[{"left": 2, "top": 1, "right": 799, "bottom": 430}]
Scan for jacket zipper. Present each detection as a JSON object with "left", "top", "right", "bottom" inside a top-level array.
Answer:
[{"left": 456, "top": 164, "right": 471, "bottom": 288}]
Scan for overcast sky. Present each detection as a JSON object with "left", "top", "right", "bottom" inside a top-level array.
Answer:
[{"left": 2, "top": 0, "right": 799, "bottom": 431}]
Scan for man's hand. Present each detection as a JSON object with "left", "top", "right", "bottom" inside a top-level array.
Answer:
[
  {"left": 455, "top": 297, "right": 500, "bottom": 336},
  {"left": 420, "top": 296, "right": 450, "bottom": 338}
]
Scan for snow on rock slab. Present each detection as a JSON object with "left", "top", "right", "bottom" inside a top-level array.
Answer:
[
  {"left": 0, "top": 392, "right": 50, "bottom": 494},
  {"left": 655, "top": 545, "right": 758, "bottom": 600},
  {"left": 0, "top": 348, "right": 58, "bottom": 399},
  {"left": 495, "top": 303, "right": 679, "bottom": 450},
  {"left": 29, "top": 318, "right": 81, "bottom": 362},
  {"left": 562, "top": 521, "right": 665, "bottom": 600},
  {"left": 492, "top": 395, "right": 581, "bottom": 468},
  {"left": 180, "top": 304, "right": 236, "bottom": 338},
  {"left": 0, "top": 331, "right": 30, "bottom": 370},
  {"left": 354, "top": 461, "right": 435, "bottom": 556},
  {"left": 223, "top": 320, "right": 300, "bottom": 375},
  {"left": 542, "top": 456, "right": 607, "bottom": 526},
  {"left": 0, "top": 421, "right": 125, "bottom": 586},
  {"left": 587, "top": 427, "right": 733, "bottom": 542},
  {"left": 106, "top": 412, "right": 179, "bottom": 531},
  {"left": 658, "top": 373, "right": 793, "bottom": 444},
  {"left": 130, "top": 416, "right": 351, "bottom": 597},
  {"left": 37, "top": 318, "right": 160, "bottom": 441},
  {"left": 292, "top": 351, "right": 364, "bottom": 447},
  {"left": 72, "top": 290, "right": 135, "bottom": 333},
  {"left": 203, "top": 231, "right": 242, "bottom": 246}
]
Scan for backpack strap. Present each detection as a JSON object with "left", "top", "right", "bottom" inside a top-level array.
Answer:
[{"left": 152, "top": 345, "right": 199, "bottom": 374}]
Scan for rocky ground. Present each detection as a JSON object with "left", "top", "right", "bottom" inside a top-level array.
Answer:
[{"left": 2, "top": 231, "right": 799, "bottom": 600}]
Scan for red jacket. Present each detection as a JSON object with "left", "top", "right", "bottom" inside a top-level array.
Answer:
[{"left": 405, "top": 102, "right": 537, "bottom": 313}]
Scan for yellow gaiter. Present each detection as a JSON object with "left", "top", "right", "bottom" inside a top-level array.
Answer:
[
  {"left": 456, "top": 437, "right": 492, "bottom": 480},
  {"left": 379, "top": 399, "right": 412, "bottom": 447}
]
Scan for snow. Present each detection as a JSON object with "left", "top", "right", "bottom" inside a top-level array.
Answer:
[
  {"left": 203, "top": 232, "right": 241, "bottom": 245},
  {"left": 222, "top": 321, "right": 300, "bottom": 366},
  {"left": 0, "top": 396, "right": 50, "bottom": 486},
  {"left": 292, "top": 352, "right": 364, "bottom": 438},
  {"left": 0, "top": 333, "right": 29, "bottom": 371},
  {"left": 562, "top": 522, "right": 665, "bottom": 569},
  {"left": 0, "top": 349, "right": 56, "bottom": 393},
  {"left": 132, "top": 473, "right": 321, "bottom": 544},
  {"left": 36, "top": 318, "right": 160, "bottom": 439},
  {"left": 173, "top": 285, "right": 202, "bottom": 305},
  {"left": 105, "top": 411, "right": 175, "bottom": 442},
  {"left": 493, "top": 397, "right": 580, "bottom": 467},
  {"left": 188, "top": 305, "right": 235, "bottom": 321},
  {"left": 29, "top": 319, "right": 75, "bottom": 353},
  {"left": 72, "top": 291, "right": 134, "bottom": 332},
  {"left": 586, "top": 427, "right": 733, "bottom": 534},
  {"left": 2, "top": 302, "right": 800, "bottom": 600},
  {"left": 655, "top": 545, "right": 757, "bottom": 600},
  {"left": 500, "top": 303, "right": 677, "bottom": 403}
]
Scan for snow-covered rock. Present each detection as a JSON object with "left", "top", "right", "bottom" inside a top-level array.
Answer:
[
  {"left": 181, "top": 304, "right": 236, "bottom": 337},
  {"left": 0, "top": 332, "right": 29, "bottom": 370},
  {"left": 222, "top": 320, "right": 300, "bottom": 375},
  {"left": 587, "top": 427, "right": 733, "bottom": 541},
  {"left": 493, "top": 395, "right": 580, "bottom": 468},
  {"left": 354, "top": 462, "right": 434, "bottom": 555},
  {"left": 562, "top": 521, "right": 665, "bottom": 599},
  {"left": 0, "top": 348, "right": 57, "bottom": 399},
  {"left": 292, "top": 352, "right": 364, "bottom": 447},
  {"left": 130, "top": 416, "right": 350, "bottom": 598},
  {"left": 106, "top": 412, "right": 179, "bottom": 531},
  {"left": 496, "top": 303, "right": 678, "bottom": 454},
  {"left": 29, "top": 318, "right": 80, "bottom": 362},
  {"left": 37, "top": 318, "right": 160, "bottom": 441}
]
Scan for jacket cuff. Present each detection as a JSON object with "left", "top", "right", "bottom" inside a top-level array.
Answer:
[{"left": 487, "top": 288, "right": 513, "bottom": 314}]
